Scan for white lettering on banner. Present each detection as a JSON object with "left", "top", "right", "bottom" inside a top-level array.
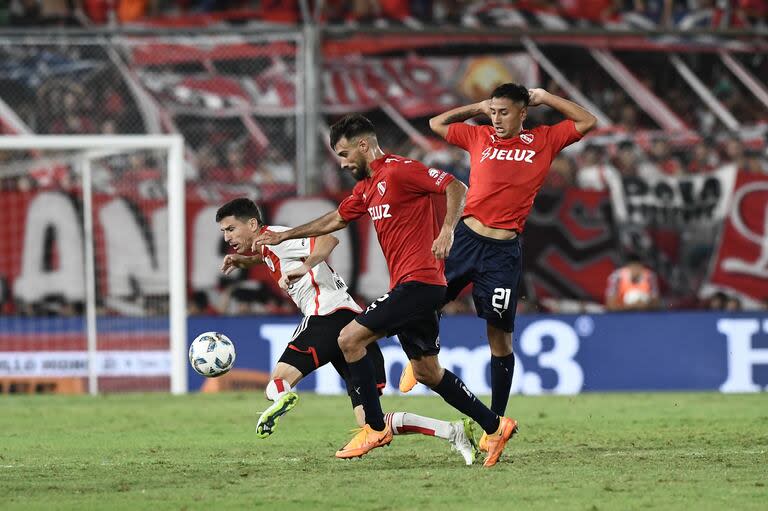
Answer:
[
  {"left": 609, "top": 164, "right": 737, "bottom": 226},
  {"left": 722, "top": 182, "right": 768, "bottom": 279},
  {"left": 718, "top": 318, "right": 768, "bottom": 392},
  {"left": 0, "top": 351, "right": 171, "bottom": 377},
  {"left": 100, "top": 199, "right": 168, "bottom": 297},
  {"left": 519, "top": 319, "right": 583, "bottom": 395},
  {"left": 14, "top": 192, "right": 85, "bottom": 302}
]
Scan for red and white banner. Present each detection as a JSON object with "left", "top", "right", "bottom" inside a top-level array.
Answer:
[
  {"left": 702, "top": 171, "right": 768, "bottom": 307},
  {"left": 0, "top": 189, "right": 392, "bottom": 315},
  {"left": 133, "top": 51, "right": 538, "bottom": 117}
]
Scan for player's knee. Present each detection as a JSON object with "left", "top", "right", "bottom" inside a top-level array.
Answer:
[
  {"left": 488, "top": 328, "right": 513, "bottom": 355},
  {"left": 337, "top": 327, "right": 360, "bottom": 354},
  {"left": 412, "top": 364, "right": 441, "bottom": 387}
]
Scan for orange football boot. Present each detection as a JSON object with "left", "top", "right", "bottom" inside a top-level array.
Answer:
[
  {"left": 335, "top": 424, "right": 393, "bottom": 459},
  {"left": 478, "top": 432, "right": 489, "bottom": 452},
  {"left": 398, "top": 361, "right": 418, "bottom": 393},
  {"left": 483, "top": 417, "right": 519, "bottom": 468}
]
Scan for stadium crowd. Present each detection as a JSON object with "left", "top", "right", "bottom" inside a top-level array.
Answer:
[
  {"left": 0, "top": 2, "right": 766, "bottom": 319},
  {"left": 2, "top": 0, "right": 766, "bottom": 28}
]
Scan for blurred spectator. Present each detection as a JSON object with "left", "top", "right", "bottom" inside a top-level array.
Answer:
[
  {"left": 721, "top": 137, "right": 747, "bottom": 168},
  {"left": 82, "top": 0, "right": 156, "bottom": 24},
  {"left": 188, "top": 290, "right": 218, "bottom": 315},
  {"left": 9, "top": 0, "right": 79, "bottom": 26},
  {"left": 743, "top": 150, "right": 767, "bottom": 173},
  {"left": 705, "top": 291, "right": 728, "bottom": 310},
  {"left": 605, "top": 253, "right": 661, "bottom": 311},
  {"left": 724, "top": 295, "right": 743, "bottom": 311},
  {"left": 257, "top": 146, "right": 295, "bottom": 185},
  {"left": 611, "top": 141, "right": 648, "bottom": 179},
  {"left": 223, "top": 143, "right": 257, "bottom": 183},
  {"left": 686, "top": 139, "right": 720, "bottom": 174},
  {"left": 639, "top": 138, "right": 684, "bottom": 177},
  {"left": 576, "top": 144, "right": 619, "bottom": 190}
]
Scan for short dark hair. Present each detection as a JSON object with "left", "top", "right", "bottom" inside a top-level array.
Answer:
[
  {"left": 329, "top": 114, "right": 376, "bottom": 149},
  {"left": 490, "top": 83, "right": 530, "bottom": 106},
  {"left": 215, "top": 198, "right": 264, "bottom": 224},
  {"left": 624, "top": 252, "right": 644, "bottom": 265}
]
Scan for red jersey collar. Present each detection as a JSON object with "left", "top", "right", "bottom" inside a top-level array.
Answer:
[
  {"left": 489, "top": 126, "right": 531, "bottom": 145},
  {"left": 370, "top": 154, "right": 402, "bottom": 174}
]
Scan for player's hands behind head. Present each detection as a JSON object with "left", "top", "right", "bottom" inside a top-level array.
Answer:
[
  {"left": 252, "top": 230, "right": 284, "bottom": 251},
  {"left": 479, "top": 99, "right": 492, "bottom": 117},
  {"left": 527, "top": 88, "right": 548, "bottom": 106}
]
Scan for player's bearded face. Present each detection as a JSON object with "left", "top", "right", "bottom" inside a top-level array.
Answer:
[
  {"left": 348, "top": 152, "right": 368, "bottom": 181},
  {"left": 335, "top": 137, "right": 369, "bottom": 181},
  {"left": 489, "top": 97, "right": 527, "bottom": 138}
]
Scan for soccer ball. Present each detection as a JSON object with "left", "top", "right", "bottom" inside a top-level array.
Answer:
[{"left": 189, "top": 332, "right": 236, "bottom": 377}]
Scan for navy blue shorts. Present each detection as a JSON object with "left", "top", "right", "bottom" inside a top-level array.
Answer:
[
  {"left": 355, "top": 282, "right": 446, "bottom": 360},
  {"left": 444, "top": 220, "right": 522, "bottom": 333}
]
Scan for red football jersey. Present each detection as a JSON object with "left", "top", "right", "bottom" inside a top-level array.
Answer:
[
  {"left": 446, "top": 120, "right": 583, "bottom": 232},
  {"left": 337, "top": 155, "right": 455, "bottom": 289}
]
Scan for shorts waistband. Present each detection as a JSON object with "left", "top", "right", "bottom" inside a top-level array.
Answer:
[{"left": 458, "top": 219, "right": 520, "bottom": 246}]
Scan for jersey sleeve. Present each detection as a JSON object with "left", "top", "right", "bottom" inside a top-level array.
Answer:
[
  {"left": 264, "top": 226, "right": 312, "bottom": 260},
  {"left": 445, "top": 122, "right": 477, "bottom": 150},
  {"left": 398, "top": 160, "right": 455, "bottom": 195},
  {"left": 544, "top": 120, "right": 583, "bottom": 154},
  {"left": 337, "top": 191, "right": 367, "bottom": 222}
]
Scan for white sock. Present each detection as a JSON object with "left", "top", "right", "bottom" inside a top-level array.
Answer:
[
  {"left": 384, "top": 412, "right": 453, "bottom": 440},
  {"left": 265, "top": 378, "right": 292, "bottom": 401}
]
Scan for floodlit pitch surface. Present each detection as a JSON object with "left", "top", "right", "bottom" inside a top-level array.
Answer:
[{"left": 2, "top": 392, "right": 766, "bottom": 510}]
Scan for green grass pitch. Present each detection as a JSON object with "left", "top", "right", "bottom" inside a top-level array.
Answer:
[{"left": 2, "top": 392, "right": 767, "bottom": 510}]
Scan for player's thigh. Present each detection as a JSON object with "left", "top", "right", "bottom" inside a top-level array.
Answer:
[
  {"left": 357, "top": 282, "right": 446, "bottom": 338},
  {"left": 278, "top": 309, "right": 358, "bottom": 376},
  {"left": 472, "top": 241, "right": 522, "bottom": 333},
  {"left": 444, "top": 221, "right": 480, "bottom": 303},
  {"left": 395, "top": 298, "right": 443, "bottom": 363},
  {"left": 339, "top": 318, "right": 381, "bottom": 352}
]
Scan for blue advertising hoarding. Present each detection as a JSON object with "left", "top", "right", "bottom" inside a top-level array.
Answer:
[{"left": 188, "top": 312, "right": 768, "bottom": 395}]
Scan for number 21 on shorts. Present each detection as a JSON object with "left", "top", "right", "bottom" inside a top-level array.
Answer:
[{"left": 492, "top": 288, "right": 511, "bottom": 316}]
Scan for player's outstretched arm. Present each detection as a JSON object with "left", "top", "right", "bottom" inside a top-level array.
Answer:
[
  {"left": 253, "top": 209, "right": 348, "bottom": 250},
  {"left": 432, "top": 180, "right": 467, "bottom": 260},
  {"left": 428, "top": 100, "right": 491, "bottom": 139},
  {"left": 528, "top": 88, "right": 597, "bottom": 135},
  {"left": 279, "top": 235, "right": 339, "bottom": 289}
]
